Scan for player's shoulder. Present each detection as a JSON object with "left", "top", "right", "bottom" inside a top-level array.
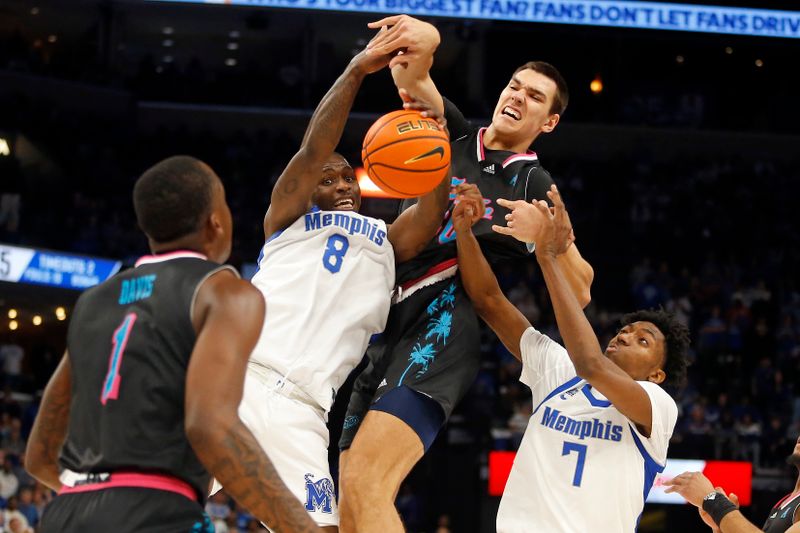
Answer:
[
  {"left": 637, "top": 380, "right": 679, "bottom": 412},
  {"left": 520, "top": 326, "right": 570, "bottom": 363}
]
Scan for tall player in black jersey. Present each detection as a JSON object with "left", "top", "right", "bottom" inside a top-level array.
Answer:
[
  {"left": 665, "top": 435, "right": 800, "bottom": 533},
  {"left": 337, "top": 16, "right": 594, "bottom": 532},
  {"left": 25, "top": 156, "right": 317, "bottom": 533}
]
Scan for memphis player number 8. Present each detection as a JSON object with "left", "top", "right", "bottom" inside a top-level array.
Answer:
[
  {"left": 322, "top": 234, "right": 349, "bottom": 274},
  {"left": 562, "top": 441, "right": 587, "bottom": 487}
]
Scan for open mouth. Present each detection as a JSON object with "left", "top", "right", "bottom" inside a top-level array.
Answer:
[
  {"left": 502, "top": 106, "right": 521, "bottom": 121},
  {"left": 334, "top": 198, "right": 355, "bottom": 209}
]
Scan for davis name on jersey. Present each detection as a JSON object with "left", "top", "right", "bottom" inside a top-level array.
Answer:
[{"left": 250, "top": 208, "right": 395, "bottom": 412}]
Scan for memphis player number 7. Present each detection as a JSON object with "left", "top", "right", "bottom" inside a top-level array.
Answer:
[
  {"left": 562, "top": 441, "right": 587, "bottom": 487},
  {"left": 322, "top": 234, "right": 349, "bottom": 274}
]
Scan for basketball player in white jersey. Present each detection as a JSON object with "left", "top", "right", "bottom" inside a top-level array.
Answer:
[
  {"left": 452, "top": 185, "right": 691, "bottom": 532},
  {"left": 214, "top": 45, "right": 477, "bottom": 531}
]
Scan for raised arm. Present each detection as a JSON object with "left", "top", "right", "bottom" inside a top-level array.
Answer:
[
  {"left": 264, "top": 48, "right": 391, "bottom": 238},
  {"left": 494, "top": 197, "right": 594, "bottom": 307},
  {"left": 25, "top": 353, "right": 71, "bottom": 491},
  {"left": 185, "top": 271, "right": 317, "bottom": 532},
  {"left": 453, "top": 191, "right": 531, "bottom": 359},
  {"left": 533, "top": 186, "right": 656, "bottom": 435},
  {"left": 366, "top": 15, "right": 444, "bottom": 117}
]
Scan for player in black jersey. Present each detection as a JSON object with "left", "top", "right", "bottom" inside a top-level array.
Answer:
[
  {"left": 337, "top": 16, "right": 595, "bottom": 533},
  {"left": 665, "top": 435, "right": 800, "bottom": 533},
  {"left": 25, "top": 156, "right": 317, "bottom": 533}
]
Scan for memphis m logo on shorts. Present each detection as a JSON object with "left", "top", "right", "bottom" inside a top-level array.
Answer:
[{"left": 304, "top": 473, "right": 335, "bottom": 514}]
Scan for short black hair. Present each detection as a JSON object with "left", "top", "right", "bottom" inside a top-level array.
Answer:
[
  {"left": 621, "top": 309, "right": 690, "bottom": 390},
  {"left": 133, "top": 155, "right": 217, "bottom": 243},
  {"left": 513, "top": 61, "right": 569, "bottom": 116}
]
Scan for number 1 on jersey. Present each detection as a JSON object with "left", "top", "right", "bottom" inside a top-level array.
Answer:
[
  {"left": 322, "top": 234, "right": 349, "bottom": 274},
  {"left": 562, "top": 441, "right": 587, "bottom": 487},
  {"left": 101, "top": 313, "right": 137, "bottom": 405}
]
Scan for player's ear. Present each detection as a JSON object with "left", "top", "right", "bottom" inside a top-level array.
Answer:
[
  {"left": 541, "top": 113, "right": 560, "bottom": 134},
  {"left": 207, "top": 211, "right": 224, "bottom": 239},
  {"left": 648, "top": 368, "right": 666, "bottom": 385}
]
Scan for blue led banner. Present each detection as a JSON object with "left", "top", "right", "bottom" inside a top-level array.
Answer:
[
  {"left": 0, "top": 243, "right": 122, "bottom": 290},
  {"left": 150, "top": 0, "right": 800, "bottom": 39}
]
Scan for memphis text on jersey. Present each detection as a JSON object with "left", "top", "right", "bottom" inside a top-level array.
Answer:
[
  {"left": 304, "top": 211, "right": 386, "bottom": 246},
  {"left": 540, "top": 406, "right": 624, "bottom": 442}
]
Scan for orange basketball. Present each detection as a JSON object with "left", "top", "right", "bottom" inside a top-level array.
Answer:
[{"left": 362, "top": 110, "right": 451, "bottom": 198}]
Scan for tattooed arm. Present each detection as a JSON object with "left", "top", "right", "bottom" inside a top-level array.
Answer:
[
  {"left": 263, "top": 47, "right": 392, "bottom": 238},
  {"left": 25, "top": 353, "right": 71, "bottom": 491},
  {"left": 186, "top": 271, "right": 318, "bottom": 532}
]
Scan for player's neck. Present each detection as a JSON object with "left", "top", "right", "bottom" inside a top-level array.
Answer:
[
  {"left": 483, "top": 126, "right": 536, "bottom": 154},
  {"left": 794, "top": 473, "right": 800, "bottom": 494},
  {"left": 149, "top": 234, "right": 208, "bottom": 259}
]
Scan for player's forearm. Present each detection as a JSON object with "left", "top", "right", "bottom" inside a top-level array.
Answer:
[
  {"left": 392, "top": 67, "right": 444, "bottom": 117},
  {"left": 556, "top": 245, "right": 593, "bottom": 308},
  {"left": 456, "top": 227, "right": 504, "bottom": 311},
  {"left": 24, "top": 449, "right": 62, "bottom": 492},
  {"left": 412, "top": 172, "right": 450, "bottom": 233},
  {"left": 25, "top": 356, "right": 71, "bottom": 491},
  {"left": 537, "top": 253, "right": 605, "bottom": 377},
  {"left": 718, "top": 512, "right": 763, "bottom": 533},
  {"left": 299, "top": 60, "right": 367, "bottom": 158},
  {"left": 189, "top": 418, "right": 318, "bottom": 533}
]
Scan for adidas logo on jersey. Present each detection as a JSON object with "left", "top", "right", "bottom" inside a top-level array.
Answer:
[
  {"left": 378, "top": 378, "right": 388, "bottom": 388},
  {"left": 483, "top": 164, "right": 496, "bottom": 174}
]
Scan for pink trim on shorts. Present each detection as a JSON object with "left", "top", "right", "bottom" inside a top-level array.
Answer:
[{"left": 58, "top": 472, "right": 198, "bottom": 502}]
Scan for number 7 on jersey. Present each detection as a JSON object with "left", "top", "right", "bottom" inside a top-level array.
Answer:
[{"left": 562, "top": 441, "right": 587, "bottom": 487}]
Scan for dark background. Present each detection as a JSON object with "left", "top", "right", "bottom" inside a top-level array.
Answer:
[{"left": 0, "top": 1, "right": 798, "bottom": 531}]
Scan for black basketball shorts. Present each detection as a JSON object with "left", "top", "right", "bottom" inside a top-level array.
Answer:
[
  {"left": 340, "top": 275, "right": 481, "bottom": 450},
  {"left": 39, "top": 486, "right": 212, "bottom": 533}
]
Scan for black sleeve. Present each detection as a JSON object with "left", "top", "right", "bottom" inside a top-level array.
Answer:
[
  {"left": 524, "top": 165, "right": 556, "bottom": 205},
  {"left": 443, "top": 96, "right": 472, "bottom": 140}
]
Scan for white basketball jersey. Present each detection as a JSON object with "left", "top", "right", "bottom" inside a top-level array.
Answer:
[
  {"left": 250, "top": 208, "right": 395, "bottom": 412},
  {"left": 497, "top": 327, "right": 678, "bottom": 533}
]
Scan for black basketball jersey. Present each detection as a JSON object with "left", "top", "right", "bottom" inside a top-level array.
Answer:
[
  {"left": 59, "top": 251, "right": 236, "bottom": 502},
  {"left": 395, "top": 98, "right": 555, "bottom": 285},
  {"left": 763, "top": 492, "right": 800, "bottom": 533}
]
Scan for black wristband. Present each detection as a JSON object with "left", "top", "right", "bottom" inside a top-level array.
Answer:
[{"left": 702, "top": 494, "right": 738, "bottom": 526}]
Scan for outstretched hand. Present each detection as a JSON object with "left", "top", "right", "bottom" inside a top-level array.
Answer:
[
  {"left": 351, "top": 27, "right": 395, "bottom": 75},
  {"left": 452, "top": 184, "right": 485, "bottom": 235},
  {"left": 492, "top": 185, "right": 575, "bottom": 257},
  {"left": 663, "top": 471, "right": 719, "bottom": 507},
  {"left": 365, "top": 15, "right": 440, "bottom": 69}
]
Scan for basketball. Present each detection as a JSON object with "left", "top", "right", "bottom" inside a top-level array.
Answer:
[{"left": 362, "top": 110, "right": 451, "bottom": 198}]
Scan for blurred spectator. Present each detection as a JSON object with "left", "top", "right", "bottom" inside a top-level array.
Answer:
[
  {"left": 435, "top": 514, "right": 452, "bottom": 533},
  {"left": 2, "top": 496, "right": 32, "bottom": 533},
  {"left": 14, "top": 488, "right": 36, "bottom": 529},
  {"left": 0, "top": 421, "right": 25, "bottom": 457},
  {"left": 0, "top": 339, "right": 24, "bottom": 390},
  {"left": 735, "top": 413, "right": 762, "bottom": 467},
  {"left": 0, "top": 452, "right": 19, "bottom": 500},
  {"left": 205, "top": 491, "right": 232, "bottom": 531}
]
